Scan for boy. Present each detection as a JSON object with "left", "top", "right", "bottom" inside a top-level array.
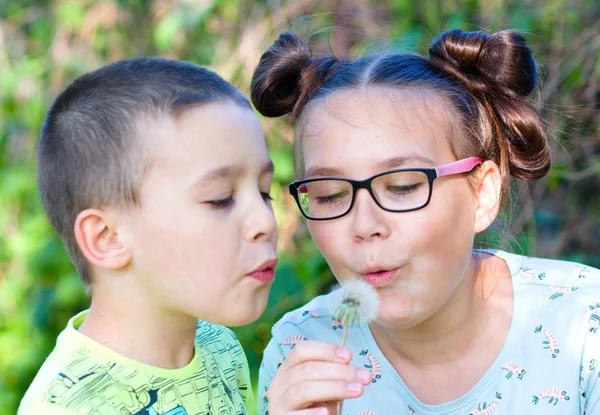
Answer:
[{"left": 18, "top": 57, "right": 278, "bottom": 414}]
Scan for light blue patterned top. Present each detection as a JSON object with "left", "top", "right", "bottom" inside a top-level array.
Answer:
[{"left": 258, "top": 250, "right": 600, "bottom": 415}]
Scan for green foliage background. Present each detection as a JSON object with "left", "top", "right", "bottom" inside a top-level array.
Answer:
[{"left": 0, "top": 0, "right": 599, "bottom": 413}]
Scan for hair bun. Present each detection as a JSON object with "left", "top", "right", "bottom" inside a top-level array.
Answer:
[
  {"left": 251, "top": 32, "right": 338, "bottom": 119},
  {"left": 430, "top": 29, "right": 549, "bottom": 181},
  {"left": 429, "top": 29, "right": 536, "bottom": 97}
]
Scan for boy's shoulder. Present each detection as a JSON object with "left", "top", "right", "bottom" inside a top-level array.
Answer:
[
  {"left": 18, "top": 322, "right": 139, "bottom": 415},
  {"left": 19, "top": 315, "right": 248, "bottom": 415}
]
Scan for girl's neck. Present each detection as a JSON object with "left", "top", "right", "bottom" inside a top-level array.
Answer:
[{"left": 370, "top": 252, "right": 513, "bottom": 368}]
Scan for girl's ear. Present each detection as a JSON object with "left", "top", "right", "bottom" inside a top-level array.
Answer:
[{"left": 473, "top": 160, "right": 502, "bottom": 234}]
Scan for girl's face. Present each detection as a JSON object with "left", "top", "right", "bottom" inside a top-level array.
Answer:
[{"left": 300, "top": 87, "right": 494, "bottom": 329}]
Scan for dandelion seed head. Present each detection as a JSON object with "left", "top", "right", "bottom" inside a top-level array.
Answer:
[{"left": 327, "top": 279, "right": 380, "bottom": 326}]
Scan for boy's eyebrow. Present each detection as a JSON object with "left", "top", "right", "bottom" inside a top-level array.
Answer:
[
  {"left": 193, "top": 161, "right": 275, "bottom": 185},
  {"left": 196, "top": 166, "right": 243, "bottom": 184},
  {"left": 304, "top": 154, "right": 435, "bottom": 178}
]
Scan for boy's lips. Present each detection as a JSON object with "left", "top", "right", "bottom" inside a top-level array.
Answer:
[
  {"left": 361, "top": 266, "right": 401, "bottom": 287},
  {"left": 247, "top": 258, "right": 277, "bottom": 283}
]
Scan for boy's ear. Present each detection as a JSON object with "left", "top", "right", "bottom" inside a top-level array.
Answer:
[
  {"left": 74, "top": 209, "right": 131, "bottom": 271},
  {"left": 473, "top": 160, "right": 502, "bottom": 234}
]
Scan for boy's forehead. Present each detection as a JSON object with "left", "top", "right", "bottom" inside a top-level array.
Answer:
[
  {"left": 193, "top": 161, "right": 274, "bottom": 184},
  {"left": 139, "top": 102, "right": 270, "bottom": 178}
]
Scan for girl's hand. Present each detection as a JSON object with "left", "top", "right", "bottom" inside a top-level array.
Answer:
[{"left": 266, "top": 340, "right": 372, "bottom": 415}]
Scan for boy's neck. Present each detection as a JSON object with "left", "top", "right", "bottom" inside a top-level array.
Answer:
[
  {"left": 370, "top": 252, "right": 513, "bottom": 367},
  {"left": 78, "top": 287, "right": 199, "bottom": 370}
]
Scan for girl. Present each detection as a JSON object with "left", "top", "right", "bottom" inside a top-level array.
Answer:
[{"left": 251, "top": 29, "right": 600, "bottom": 415}]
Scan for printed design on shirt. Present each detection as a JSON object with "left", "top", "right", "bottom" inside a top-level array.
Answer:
[
  {"left": 359, "top": 350, "right": 382, "bottom": 383},
  {"left": 408, "top": 405, "right": 416, "bottom": 414},
  {"left": 519, "top": 267, "right": 545, "bottom": 281},
  {"left": 575, "top": 265, "right": 592, "bottom": 279},
  {"left": 532, "top": 388, "right": 570, "bottom": 405},
  {"left": 261, "top": 387, "right": 269, "bottom": 414},
  {"left": 547, "top": 286, "right": 577, "bottom": 300},
  {"left": 501, "top": 362, "right": 526, "bottom": 380},
  {"left": 41, "top": 321, "right": 247, "bottom": 415},
  {"left": 354, "top": 411, "right": 376, "bottom": 415},
  {"left": 589, "top": 359, "right": 596, "bottom": 372},
  {"left": 276, "top": 352, "right": 286, "bottom": 369},
  {"left": 301, "top": 310, "right": 322, "bottom": 318},
  {"left": 534, "top": 325, "right": 560, "bottom": 358},
  {"left": 584, "top": 304, "right": 600, "bottom": 333},
  {"left": 468, "top": 392, "right": 502, "bottom": 415},
  {"left": 280, "top": 335, "right": 307, "bottom": 348},
  {"left": 580, "top": 365, "right": 587, "bottom": 398},
  {"left": 332, "top": 320, "right": 344, "bottom": 330}
]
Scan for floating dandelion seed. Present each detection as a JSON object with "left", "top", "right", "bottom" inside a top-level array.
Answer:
[{"left": 327, "top": 280, "right": 380, "bottom": 415}]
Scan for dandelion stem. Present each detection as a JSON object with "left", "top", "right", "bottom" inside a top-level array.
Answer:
[
  {"left": 338, "top": 315, "right": 349, "bottom": 415},
  {"left": 341, "top": 315, "right": 349, "bottom": 347}
]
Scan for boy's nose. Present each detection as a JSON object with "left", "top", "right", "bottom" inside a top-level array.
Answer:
[{"left": 244, "top": 197, "right": 277, "bottom": 243}]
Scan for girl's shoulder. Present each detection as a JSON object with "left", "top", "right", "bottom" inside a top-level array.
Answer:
[
  {"left": 484, "top": 249, "right": 600, "bottom": 289},
  {"left": 491, "top": 249, "right": 600, "bottom": 336}
]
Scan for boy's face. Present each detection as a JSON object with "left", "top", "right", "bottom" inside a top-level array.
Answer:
[{"left": 119, "top": 102, "right": 277, "bottom": 326}]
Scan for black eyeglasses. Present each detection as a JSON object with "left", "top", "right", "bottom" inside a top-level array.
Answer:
[{"left": 288, "top": 157, "right": 483, "bottom": 220}]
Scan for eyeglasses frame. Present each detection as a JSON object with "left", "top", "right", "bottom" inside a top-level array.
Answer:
[{"left": 288, "top": 157, "right": 483, "bottom": 221}]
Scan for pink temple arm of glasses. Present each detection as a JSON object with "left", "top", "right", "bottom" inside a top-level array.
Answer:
[
  {"left": 297, "top": 157, "right": 483, "bottom": 193},
  {"left": 435, "top": 157, "right": 483, "bottom": 178}
]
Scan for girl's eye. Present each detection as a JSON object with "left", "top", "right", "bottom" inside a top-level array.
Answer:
[
  {"left": 207, "top": 196, "right": 234, "bottom": 209},
  {"left": 261, "top": 192, "right": 274, "bottom": 201},
  {"left": 387, "top": 183, "right": 421, "bottom": 195},
  {"left": 316, "top": 191, "right": 349, "bottom": 204}
]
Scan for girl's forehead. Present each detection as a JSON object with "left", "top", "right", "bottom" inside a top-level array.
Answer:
[{"left": 299, "top": 87, "right": 457, "bottom": 164}]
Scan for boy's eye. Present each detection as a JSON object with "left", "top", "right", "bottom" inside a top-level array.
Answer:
[
  {"left": 261, "top": 192, "right": 274, "bottom": 201},
  {"left": 207, "top": 196, "right": 234, "bottom": 209}
]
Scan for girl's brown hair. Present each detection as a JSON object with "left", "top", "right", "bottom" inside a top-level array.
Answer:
[{"left": 251, "top": 29, "right": 550, "bottom": 188}]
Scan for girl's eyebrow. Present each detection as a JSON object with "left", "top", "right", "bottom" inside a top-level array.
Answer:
[
  {"left": 304, "top": 154, "right": 436, "bottom": 179},
  {"left": 377, "top": 154, "right": 436, "bottom": 170},
  {"left": 304, "top": 166, "right": 341, "bottom": 179}
]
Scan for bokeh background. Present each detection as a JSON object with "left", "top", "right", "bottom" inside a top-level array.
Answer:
[{"left": 1, "top": 0, "right": 599, "bottom": 413}]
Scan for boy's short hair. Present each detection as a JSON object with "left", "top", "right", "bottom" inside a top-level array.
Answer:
[{"left": 38, "top": 57, "right": 250, "bottom": 284}]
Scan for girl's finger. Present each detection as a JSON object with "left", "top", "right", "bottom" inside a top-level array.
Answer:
[
  {"left": 282, "top": 340, "right": 352, "bottom": 369},
  {"left": 284, "top": 360, "right": 372, "bottom": 387}
]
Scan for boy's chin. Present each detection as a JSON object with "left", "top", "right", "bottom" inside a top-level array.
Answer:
[
  {"left": 230, "top": 296, "right": 270, "bottom": 327},
  {"left": 203, "top": 288, "right": 271, "bottom": 327}
]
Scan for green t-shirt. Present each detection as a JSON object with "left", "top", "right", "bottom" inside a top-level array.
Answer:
[{"left": 18, "top": 311, "right": 253, "bottom": 415}]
